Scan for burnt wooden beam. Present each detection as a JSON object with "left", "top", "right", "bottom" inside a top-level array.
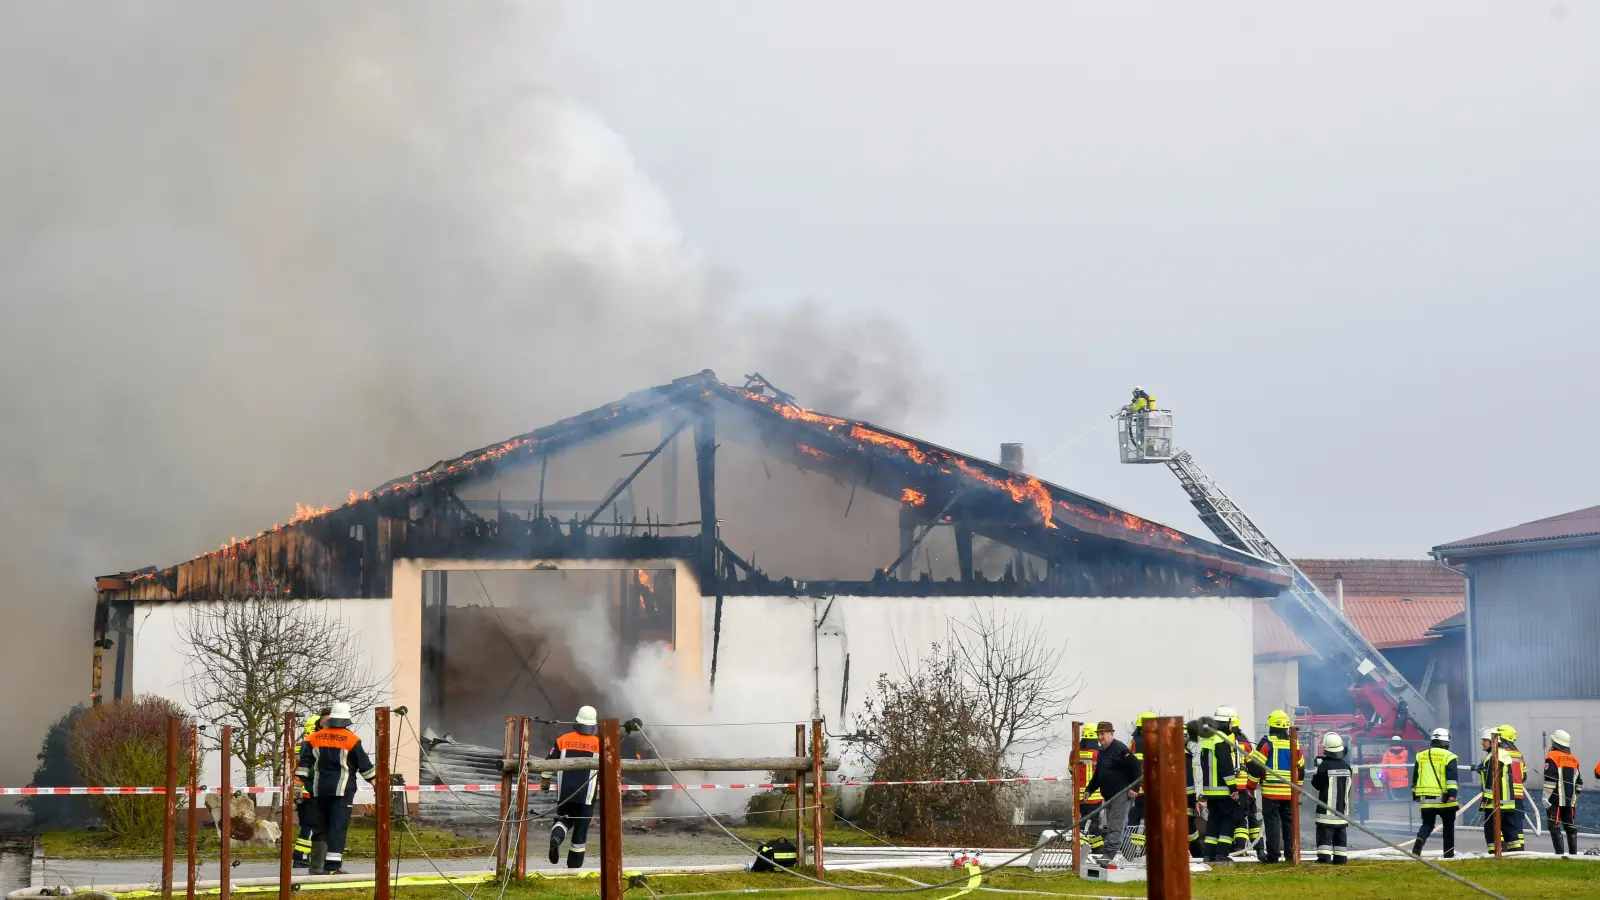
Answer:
[
  {"left": 695, "top": 407, "right": 725, "bottom": 693},
  {"left": 955, "top": 523, "right": 974, "bottom": 583},
  {"left": 580, "top": 419, "right": 689, "bottom": 531}
]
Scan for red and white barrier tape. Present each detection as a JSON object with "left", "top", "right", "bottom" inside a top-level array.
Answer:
[{"left": 3, "top": 775, "right": 1074, "bottom": 796}]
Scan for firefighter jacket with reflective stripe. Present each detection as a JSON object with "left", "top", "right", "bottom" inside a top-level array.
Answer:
[
  {"left": 1255, "top": 732, "right": 1304, "bottom": 800},
  {"left": 1382, "top": 747, "right": 1411, "bottom": 788},
  {"left": 1504, "top": 744, "right": 1528, "bottom": 800},
  {"left": 1235, "top": 728, "right": 1265, "bottom": 791},
  {"left": 1198, "top": 734, "right": 1237, "bottom": 798},
  {"left": 1312, "top": 756, "right": 1354, "bottom": 825},
  {"left": 1130, "top": 730, "right": 1145, "bottom": 797},
  {"left": 1545, "top": 750, "right": 1583, "bottom": 808},
  {"left": 542, "top": 731, "right": 600, "bottom": 808},
  {"left": 1185, "top": 741, "right": 1199, "bottom": 799},
  {"left": 1477, "top": 750, "right": 1518, "bottom": 810},
  {"left": 1411, "top": 746, "right": 1458, "bottom": 809},
  {"left": 1130, "top": 391, "right": 1154, "bottom": 412},
  {"left": 295, "top": 727, "right": 375, "bottom": 799},
  {"left": 1076, "top": 740, "right": 1102, "bottom": 804}
]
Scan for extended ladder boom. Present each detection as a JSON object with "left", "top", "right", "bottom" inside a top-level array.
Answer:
[{"left": 1165, "top": 450, "right": 1439, "bottom": 732}]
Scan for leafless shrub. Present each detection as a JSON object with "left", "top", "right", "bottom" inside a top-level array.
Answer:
[
  {"left": 180, "top": 595, "right": 386, "bottom": 789},
  {"left": 949, "top": 604, "right": 1081, "bottom": 768}
]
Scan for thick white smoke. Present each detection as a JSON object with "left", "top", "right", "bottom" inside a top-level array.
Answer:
[{"left": 0, "top": 3, "right": 933, "bottom": 794}]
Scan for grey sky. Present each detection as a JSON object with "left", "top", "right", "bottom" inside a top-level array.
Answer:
[{"left": 549, "top": 2, "right": 1599, "bottom": 556}]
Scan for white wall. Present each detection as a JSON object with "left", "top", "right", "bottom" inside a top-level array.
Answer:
[
  {"left": 1253, "top": 659, "right": 1299, "bottom": 733},
  {"left": 131, "top": 599, "right": 395, "bottom": 790},
  {"left": 704, "top": 595, "right": 1256, "bottom": 776}
]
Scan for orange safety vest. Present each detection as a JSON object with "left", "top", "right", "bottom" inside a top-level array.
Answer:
[{"left": 1382, "top": 748, "right": 1411, "bottom": 788}]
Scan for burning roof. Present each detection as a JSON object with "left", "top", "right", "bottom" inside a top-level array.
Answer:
[{"left": 103, "top": 370, "right": 1287, "bottom": 599}]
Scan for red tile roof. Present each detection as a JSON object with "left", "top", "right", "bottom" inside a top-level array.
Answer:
[
  {"left": 1435, "top": 504, "right": 1600, "bottom": 555},
  {"left": 1292, "top": 559, "right": 1464, "bottom": 597},
  {"left": 1254, "top": 560, "right": 1465, "bottom": 660}
]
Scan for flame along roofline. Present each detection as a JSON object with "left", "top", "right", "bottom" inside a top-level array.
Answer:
[
  {"left": 104, "top": 370, "right": 1287, "bottom": 589},
  {"left": 708, "top": 381, "right": 1289, "bottom": 585}
]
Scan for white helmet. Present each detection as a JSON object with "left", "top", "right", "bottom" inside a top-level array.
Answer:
[
  {"left": 1133, "top": 385, "right": 1144, "bottom": 393},
  {"left": 1213, "top": 705, "right": 1237, "bottom": 722},
  {"left": 1431, "top": 728, "right": 1450, "bottom": 743},
  {"left": 1481, "top": 728, "right": 1497, "bottom": 742},
  {"left": 1322, "top": 732, "right": 1345, "bottom": 753},
  {"left": 575, "top": 705, "right": 598, "bottom": 727},
  {"left": 325, "top": 701, "right": 353, "bottom": 726},
  {"left": 1553, "top": 729, "right": 1572, "bottom": 748}
]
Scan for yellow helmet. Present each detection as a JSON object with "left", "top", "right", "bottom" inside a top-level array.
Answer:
[
  {"left": 303, "top": 714, "right": 321, "bottom": 736},
  {"left": 1080, "top": 722, "right": 1099, "bottom": 740},
  {"left": 1496, "top": 724, "right": 1517, "bottom": 743},
  {"left": 1267, "top": 709, "right": 1291, "bottom": 729},
  {"left": 1134, "top": 711, "right": 1157, "bottom": 727}
]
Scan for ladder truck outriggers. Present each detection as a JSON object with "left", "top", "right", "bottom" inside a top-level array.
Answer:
[{"left": 1114, "top": 402, "right": 1438, "bottom": 759}]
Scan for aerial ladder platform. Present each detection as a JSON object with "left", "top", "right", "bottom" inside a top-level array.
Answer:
[{"left": 1115, "top": 405, "right": 1439, "bottom": 736}]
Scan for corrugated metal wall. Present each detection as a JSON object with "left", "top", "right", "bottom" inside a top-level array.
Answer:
[{"left": 1470, "top": 546, "right": 1600, "bottom": 700}]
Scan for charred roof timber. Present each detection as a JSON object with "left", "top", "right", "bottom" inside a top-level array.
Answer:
[{"left": 98, "top": 371, "right": 1289, "bottom": 604}]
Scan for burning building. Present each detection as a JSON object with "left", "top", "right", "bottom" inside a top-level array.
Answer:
[{"left": 93, "top": 371, "right": 1287, "bottom": 784}]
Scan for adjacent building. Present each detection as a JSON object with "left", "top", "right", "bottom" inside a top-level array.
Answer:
[{"left": 1434, "top": 504, "right": 1600, "bottom": 761}]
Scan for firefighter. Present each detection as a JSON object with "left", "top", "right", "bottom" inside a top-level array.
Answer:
[
  {"left": 291, "top": 710, "right": 329, "bottom": 868},
  {"left": 1220, "top": 708, "right": 1263, "bottom": 855},
  {"left": 1477, "top": 728, "right": 1519, "bottom": 852},
  {"left": 1198, "top": 710, "right": 1240, "bottom": 863},
  {"left": 1410, "top": 728, "right": 1458, "bottom": 859},
  {"left": 294, "top": 702, "right": 377, "bottom": 875},
  {"left": 543, "top": 705, "right": 601, "bottom": 868},
  {"left": 1497, "top": 725, "right": 1528, "bottom": 851},
  {"left": 1075, "top": 723, "right": 1106, "bottom": 856},
  {"left": 1544, "top": 730, "right": 1583, "bottom": 856},
  {"left": 1126, "top": 711, "right": 1156, "bottom": 854},
  {"left": 1311, "top": 732, "right": 1354, "bottom": 865},
  {"left": 1381, "top": 736, "right": 1411, "bottom": 801},
  {"left": 1255, "top": 710, "right": 1304, "bottom": 863},
  {"left": 1184, "top": 720, "right": 1205, "bottom": 859},
  {"left": 1129, "top": 386, "right": 1155, "bottom": 413}
]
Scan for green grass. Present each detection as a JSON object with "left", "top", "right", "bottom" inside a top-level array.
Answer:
[
  {"left": 40, "top": 820, "right": 487, "bottom": 861},
  {"left": 291, "top": 859, "right": 1600, "bottom": 900}
]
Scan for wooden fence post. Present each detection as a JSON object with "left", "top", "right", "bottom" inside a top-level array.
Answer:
[
  {"left": 1069, "top": 721, "right": 1082, "bottom": 874},
  {"left": 1144, "top": 717, "right": 1191, "bottom": 900},
  {"left": 279, "top": 711, "right": 296, "bottom": 900},
  {"left": 793, "top": 725, "right": 806, "bottom": 867},
  {"left": 496, "top": 716, "right": 515, "bottom": 873},
  {"left": 187, "top": 724, "right": 199, "bottom": 900},
  {"left": 375, "top": 708, "right": 392, "bottom": 900},
  {"left": 599, "top": 719, "right": 623, "bottom": 900},
  {"left": 811, "top": 720, "right": 825, "bottom": 876},
  {"left": 162, "top": 715, "right": 179, "bottom": 900},
  {"left": 220, "top": 725, "right": 232, "bottom": 900},
  {"left": 514, "top": 716, "right": 531, "bottom": 877},
  {"left": 1289, "top": 725, "right": 1301, "bottom": 866}
]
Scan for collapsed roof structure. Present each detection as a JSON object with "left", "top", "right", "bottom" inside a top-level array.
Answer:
[{"left": 98, "top": 370, "right": 1287, "bottom": 606}]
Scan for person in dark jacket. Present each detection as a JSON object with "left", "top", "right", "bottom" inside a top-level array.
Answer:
[
  {"left": 294, "top": 702, "right": 376, "bottom": 875},
  {"left": 541, "top": 705, "right": 600, "bottom": 868},
  {"left": 1083, "top": 721, "right": 1140, "bottom": 862}
]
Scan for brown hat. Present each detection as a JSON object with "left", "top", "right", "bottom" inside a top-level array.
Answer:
[{"left": 1096, "top": 721, "right": 1114, "bottom": 733}]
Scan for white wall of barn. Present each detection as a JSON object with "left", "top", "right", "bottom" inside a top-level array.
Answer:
[
  {"left": 703, "top": 595, "right": 1256, "bottom": 777},
  {"left": 130, "top": 599, "right": 395, "bottom": 791}
]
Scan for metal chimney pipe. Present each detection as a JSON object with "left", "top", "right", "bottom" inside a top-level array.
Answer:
[
  {"left": 1000, "top": 443, "right": 1025, "bottom": 473},
  {"left": 1334, "top": 573, "right": 1344, "bottom": 612}
]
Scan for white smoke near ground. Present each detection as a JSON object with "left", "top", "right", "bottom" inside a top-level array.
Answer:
[{"left": 0, "top": 2, "right": 936, "bottom": 795}]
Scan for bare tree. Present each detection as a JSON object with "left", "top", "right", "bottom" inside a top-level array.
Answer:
[
  {"left": 180, "top": 595, "right": 387, "bottom": 789},
  {"left": 948, "top": 604, "right": 1081, "bottom": 768}
]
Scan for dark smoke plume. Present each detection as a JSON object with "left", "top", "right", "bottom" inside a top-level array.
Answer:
[{"left": 0, "top": 2, "right": 934, "bottom": 791}]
